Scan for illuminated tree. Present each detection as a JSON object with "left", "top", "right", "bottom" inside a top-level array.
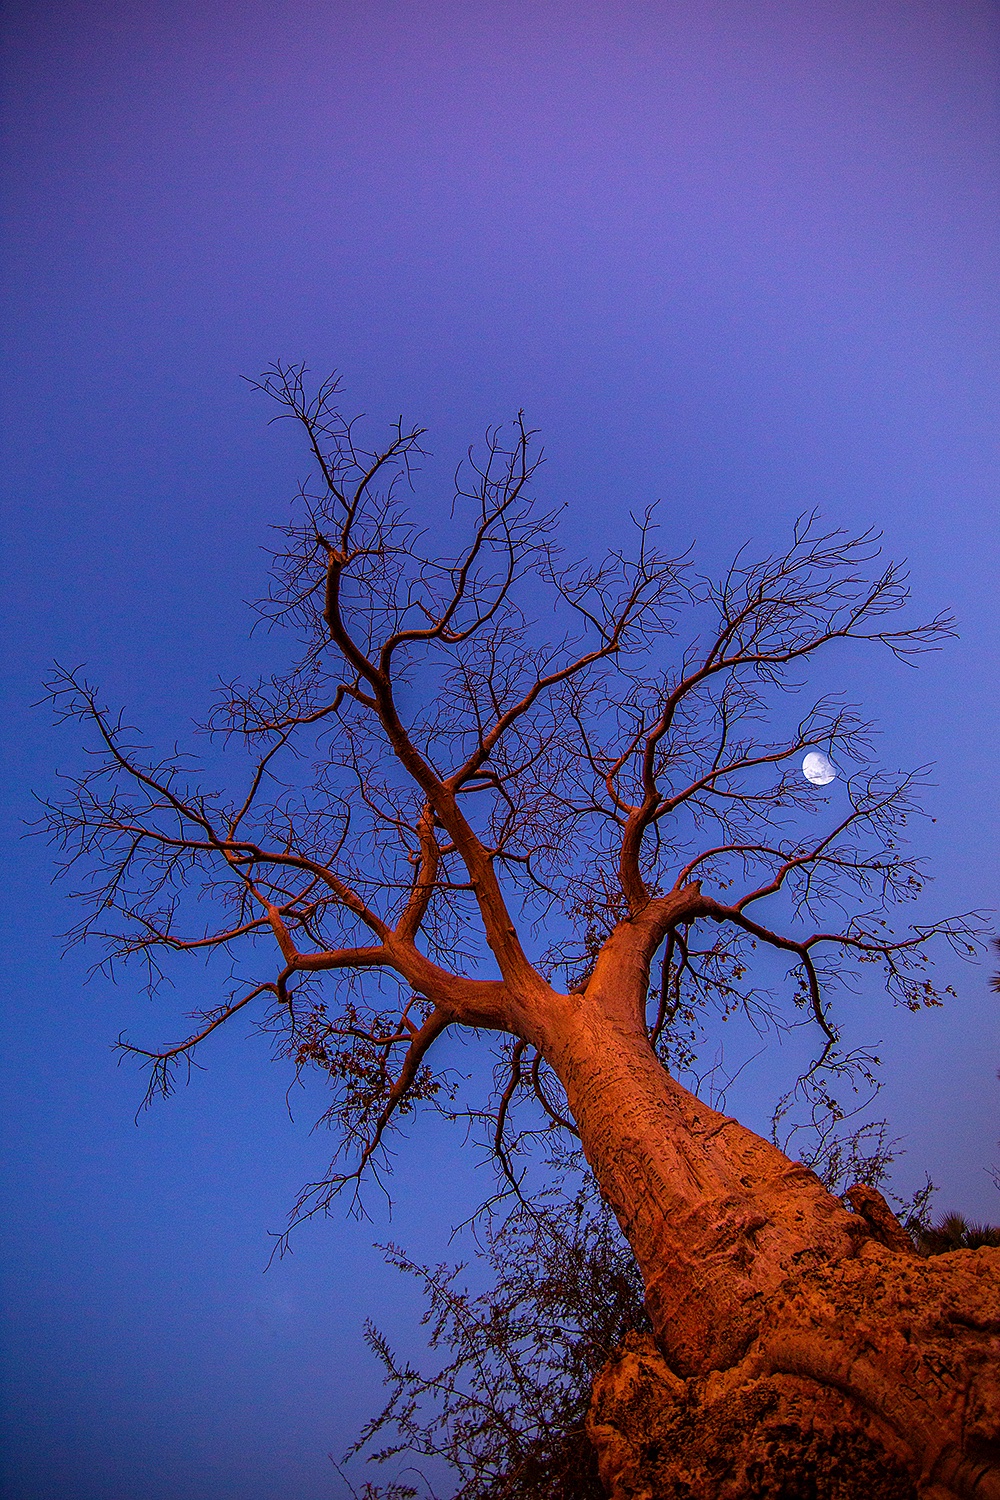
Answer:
[{"left": 46, "top": 369, "right": 998, "bottom": 1498}]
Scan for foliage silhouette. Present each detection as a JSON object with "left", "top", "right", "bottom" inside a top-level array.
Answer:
[{"left": 348, "top": 1171, "right": 642, "bottom": 1500}]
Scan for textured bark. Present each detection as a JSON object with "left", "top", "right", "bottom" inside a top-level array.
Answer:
[
  {"left": 530, "top": 999, "right": 1000, "bottom": 1497},
  {"left": 587, "top": 1244, "right": 1000, "bottom": 1499},
  {"left": 538, "top": 992, "right": 865, "bottom": 1376}
]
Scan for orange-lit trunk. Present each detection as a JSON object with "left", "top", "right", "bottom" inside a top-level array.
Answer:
[
  {"left": 539, "top": 994, "right": 861, "bottom": 1373},
  {"left": 530, "top": 987, "right": 1000, "bottom": 1499}
]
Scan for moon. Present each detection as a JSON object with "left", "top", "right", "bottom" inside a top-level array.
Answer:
[{"left": 802, "top": 750, "right": 837, "bottom": 786}]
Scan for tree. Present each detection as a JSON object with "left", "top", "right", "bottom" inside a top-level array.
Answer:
[{"left": 46, "top": 368, "right": 998, "bottom": 1497}]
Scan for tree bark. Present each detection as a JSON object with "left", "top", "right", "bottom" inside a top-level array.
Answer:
[
  {"left": 541, "top": 998, "right": 864, "bottom": 1375},
  {"left": 532, "top": 996, "right": 1000, "bottom": 1498},
  {"left": 586, "top": 1244, "right": 1000, "bottom": 1500}
]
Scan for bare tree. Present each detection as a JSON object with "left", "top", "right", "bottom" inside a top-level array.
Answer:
[{"left": 45, "top": 368, "right": 997, "bottom": 1498}]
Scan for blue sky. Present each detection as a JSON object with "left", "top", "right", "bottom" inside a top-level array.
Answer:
[{"left": 2, "top": 2, "right": 998, "bottom": 1496}]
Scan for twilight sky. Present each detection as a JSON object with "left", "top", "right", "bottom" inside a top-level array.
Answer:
[{"left": 2, "top": 2, "right": 998, "bottom": 1496}]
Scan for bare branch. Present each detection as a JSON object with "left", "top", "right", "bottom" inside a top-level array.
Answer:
[{"left": 43, "top": 374, "right": 976, "bottom": 1230}]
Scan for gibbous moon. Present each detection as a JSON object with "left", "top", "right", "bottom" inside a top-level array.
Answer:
[{"left": 802, "top": 750, "right": 837, "bottom": 786}]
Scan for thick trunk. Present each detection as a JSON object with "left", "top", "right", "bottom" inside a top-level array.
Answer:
[
  {"left": 540, "top": 994, "right": 863, "bottom": 1375},
  {"left": 539, "top": 990, "right": 869, "bottom": 1374},
  {"left": 586, "top": 1244, "right": 1000, "bottom": 1500},
  {"left": 534, "top": 996, "right": 1000, "bottom": 1498}
]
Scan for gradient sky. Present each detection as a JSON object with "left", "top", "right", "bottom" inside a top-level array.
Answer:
[{"left": 2, "top": 2, "right": 999, "bottom": 1497}]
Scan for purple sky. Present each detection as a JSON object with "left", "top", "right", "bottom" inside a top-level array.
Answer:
[{"left": 2, "top": 2, "right": 998, "bottom": 1496}]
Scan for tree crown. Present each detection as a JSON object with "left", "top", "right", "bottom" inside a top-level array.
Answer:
[{"left": 44, "top": 366, "right": 982, "bottom": 1221}]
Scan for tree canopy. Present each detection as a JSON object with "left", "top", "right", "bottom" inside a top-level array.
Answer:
[{"left": 44, "top": 366, "right": 980, "bottom": 1227}]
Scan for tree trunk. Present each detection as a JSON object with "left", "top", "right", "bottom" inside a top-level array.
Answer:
[{"left": 535, "top": 996, "right": 1000, "bottom": 1499}]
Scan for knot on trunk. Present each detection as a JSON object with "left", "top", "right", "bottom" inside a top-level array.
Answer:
[{"left": 845, "top": 1182, "right": 917, "bottom": 1256}]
